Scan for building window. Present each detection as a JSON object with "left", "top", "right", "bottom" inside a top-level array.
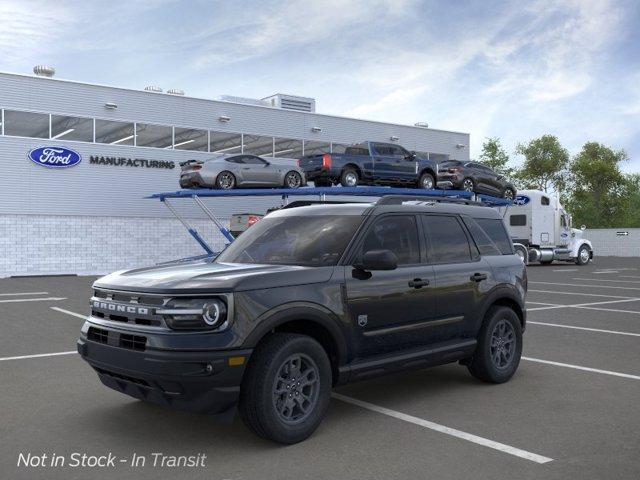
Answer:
[
  {"left": 273, "top": 137, "right": 303, "bottom": 158},
  {"left": 303, "top": 140, "right": 330, "bottom": 156},
  {"left": 95, "top": 119, "right": 135, "bottom": 145},
  {"left": 173, "top": 127, "right": 208, "bottom": 151},
  {"left": 243, "top": 134, "right": 274, "bottom": 156},
  {"left": 136, "top": 123, "right": 173, "bottom": 148},
  {"left": 331, "top": 143, "right": 350, "bottom": 154},
  {"left": 3, "top": 110, "right": 49, "bottom": 138},
  {"left": 50, "top": 114, "right": 93, "bottom": 142},
  {"left": 210, "top": 131, "right": 242, "bottom": 154}
]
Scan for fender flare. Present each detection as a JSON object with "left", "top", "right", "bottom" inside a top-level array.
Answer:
[
  {"left": 243, "top": 302, "right": 349, "bottom": 366},
  {"left": 476, "top": 286, "right": 526, "bottom": 329}
]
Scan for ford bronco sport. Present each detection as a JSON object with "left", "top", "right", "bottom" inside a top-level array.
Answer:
[{"left": 78, "top": 196, "right": 526, "bottom": 444}]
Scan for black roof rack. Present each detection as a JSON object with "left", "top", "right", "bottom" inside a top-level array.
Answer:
[{"left": 376, "top": 195, "right": 483, "bottom": 206}]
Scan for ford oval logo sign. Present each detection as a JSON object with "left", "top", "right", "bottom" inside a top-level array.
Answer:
[
  {"left": 514, "top": 195, "right": 530, "bottom": 206},
  {"left": 28, "top": 146, "right": 82, "bottom": 168}
]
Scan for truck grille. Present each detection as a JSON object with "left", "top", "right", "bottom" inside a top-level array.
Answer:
[
  {"left": 120, "top": 334, "right": 146, "bottom": 351},
  {"left": 88, "top": 326, "right": 108, "bottom": 344},
  {"left": 91, "top": 288, "right": 167, "bottom": 328}
]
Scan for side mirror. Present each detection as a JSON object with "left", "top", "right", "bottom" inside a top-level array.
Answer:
[
  {"left": 355, "top": 249, "right": 398, "bottom": 271},
  {"left": 581, "top": 225, "right": 586, "bottom": 231}
]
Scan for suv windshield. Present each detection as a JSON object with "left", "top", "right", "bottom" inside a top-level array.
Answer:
[{"left": 216, "top": 215, "right": 363, "bottom": 267}]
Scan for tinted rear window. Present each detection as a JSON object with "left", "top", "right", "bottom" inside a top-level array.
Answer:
[
  {"left": 510, "top": 215, "right": 527, "bottom": 226},
  {"left": 463, "top": 217, "right": 501, "bottom": 256},
  {"left": 345, "top": 144, "right": 370, "bottom": 155},
  {"left": 422, "top": 215, "right": 471, "bottom": 263},
  {"left": 475, "top": 218, "right": 513, "bottom": 254}
]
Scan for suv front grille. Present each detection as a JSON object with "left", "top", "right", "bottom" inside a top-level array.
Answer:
[
  {"left": 86, "top": 326, "right": 147, "bottom": 351},
  {"left": 87, "top": 327, "right": 108, "bottom": 344},
  {"left": 120, "top": 334, "right": 146, "bottom": 351},
  {"left": 91, "top": 288, "right": 167, "bottom": 329}
]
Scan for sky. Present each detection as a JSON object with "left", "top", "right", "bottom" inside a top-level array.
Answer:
[{"left": 1, "top": 0, "right": 639, "bottom": 170}]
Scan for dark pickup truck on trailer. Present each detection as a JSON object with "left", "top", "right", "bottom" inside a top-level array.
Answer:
[
  {"left": 77, "top": 196, "right": 526, "bottom": 444},
  {"left": 298, "top": 141, "right": 447, "bottom": 189}
]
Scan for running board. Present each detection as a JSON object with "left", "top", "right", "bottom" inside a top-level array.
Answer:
[{"left": 338, "top": 339, "right": 477, "bottom": 384}]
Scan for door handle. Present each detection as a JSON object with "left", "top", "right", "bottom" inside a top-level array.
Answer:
[
  {"left": 408, "top": 278, "right": 430, "bottom": 288},
  {"left": 470, "top": 273, "right": 487, "bottom": 282}
]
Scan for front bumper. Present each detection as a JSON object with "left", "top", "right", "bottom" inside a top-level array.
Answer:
[{"left": 77, "top": 333, "right": 251, "bottom": 415}]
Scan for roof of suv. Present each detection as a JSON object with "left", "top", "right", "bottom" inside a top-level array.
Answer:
[{"left": 268, "top": 199, "right": 503, "bottom": 220}]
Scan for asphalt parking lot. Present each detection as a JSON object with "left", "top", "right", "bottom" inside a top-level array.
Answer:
[{"left": 1, "top": 257, "right": 639, "bottom": 480}]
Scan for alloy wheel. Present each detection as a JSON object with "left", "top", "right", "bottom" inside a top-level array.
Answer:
[
  {"left": 504, "top": 188, "right": 515, "bottom": 200},
  {"left": 490, "top": 319, "right": 516, "bottom": 369},
  {"left": 421, "top": 176, "right": 434, "bottom": 189},
  {"left": 580, "top": 247, "right": 590, "bottom": 263},
  {"left": 286, "top": 172, "right": 302, "bottom": 188},
  {"left": 463, "top": 179, "right": 474, "bottom": 191},
  {"left": 344, "top": 172, "right": 358, "bottom": 187},
  {"left": 272, "top": 353, "right": 320, "bottom": 425},
  {"left": 218, "top": 172, "right": 235, "bottom": 189}
]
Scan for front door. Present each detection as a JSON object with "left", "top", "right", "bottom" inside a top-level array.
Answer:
[
  {"left": 371, "top": 143, "right": 416, "bottom": 184},
  {"left": 240, "top": 155, "right": 276, "bottom": 185},
  {"left": 344, "top": 214, "right": 437, "bottom": 356}
]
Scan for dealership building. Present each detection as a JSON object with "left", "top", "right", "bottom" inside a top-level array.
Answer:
[{"left": 0, "top": 68, "right": 470, "bottom": 277}]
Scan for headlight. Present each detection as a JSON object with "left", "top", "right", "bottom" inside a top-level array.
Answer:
[{"left": 158, "top": 298, "right": 228, "bottom": 331}]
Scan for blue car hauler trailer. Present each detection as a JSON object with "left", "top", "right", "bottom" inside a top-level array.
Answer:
[{"left": 147, "top": 186, "right": 512, "bottom": 256}]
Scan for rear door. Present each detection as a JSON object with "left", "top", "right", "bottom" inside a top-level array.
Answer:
[
  {"left": 344, "top": 214, "right": 437, "bottom": 356},
  {"left": 421, "top": 214, "right": 492, "bottom": 339}
]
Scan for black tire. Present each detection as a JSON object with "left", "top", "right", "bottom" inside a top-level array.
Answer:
[
  {"left": 503, "top": 187, "right": 516, "bottom": 200},
  {"left": 540, "top": 260, "right": 553, "bottom": 265},
  {"left": 467, "top": 306, "right": 522, "bottom": 384},
  {"left": 284, "top": 171, "right": 303, "bottom": 189},
  {"left": 575, "top": 245, "right": 591, "bottom": 265},
  {"left": 314, "top": 179, "right": 332, "bottom": 187},
  {"left": 215, "top": 171, "right": 236, "bottom": 190},
  {"left": 239, "top": 333, "right": 332, "bottom": 444},
  {"left": 340, "top": 168, "right": 359, "bottom": 187},
  {"left": 418, "top": 172, "right": 435, "bottom": 190},
  {"left": 462, "top": 178, "right": 475, "bottom": 192}
]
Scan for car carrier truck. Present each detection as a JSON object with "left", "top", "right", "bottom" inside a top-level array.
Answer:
[{"left": 500, "top": 189, "right": 593, "bottom": 266}]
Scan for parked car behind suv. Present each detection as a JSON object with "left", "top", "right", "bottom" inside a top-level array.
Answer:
[
  {"left": 438, "top": 160, "right": 516, "bottom": 199},
  {"left": 298, "top": 141, "right": 445, "bottom": 189},
  {"left": 180, "top": 154, "right": 306, "bottom": 189},
  {"left": 77, "top": 196, "right": 526, "bottom": 444}
]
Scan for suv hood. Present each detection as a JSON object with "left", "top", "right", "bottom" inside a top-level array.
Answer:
[{"left": 94, "top": 260, "right": 333, "bottom": 294}]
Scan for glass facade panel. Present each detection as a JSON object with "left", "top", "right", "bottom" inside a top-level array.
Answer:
[
  {"left": 4, "top": 110, "right": 49, "bottom": 138},
  {"left": 303, "top": 140, "right": 330, "bottom": 156},
  {"left": 51, "top": 115, "right": 93, "bottom": 142},
  {"left": 173, "top": 127, "right": 208, "bottom": 151},
  {"left": 243, "top": 134, "right": 274, "bottom": 156},
  {"left": 136, "top": 123, "right": 173, "bottom": 148},
  {"left": 210, "top": 131, "right": 242, "bottom": 154},
  {"left": 273, "top": 137, "right": 303, "bottom": 158},
  {"left": 95, "top": 119, "right": 135, "bottom": 145}
]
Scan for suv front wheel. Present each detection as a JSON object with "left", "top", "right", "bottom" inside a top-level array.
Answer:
[
  {"left": 467, "top": 306, "right": 522, "bottom": 383},
  {"left": 239, "top": 333, "right": 332, "bottom": 444}
]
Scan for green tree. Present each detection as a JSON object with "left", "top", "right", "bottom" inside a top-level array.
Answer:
[
  {"left": 515, "top": 135, "right": 569, "bottom": 192},
  {"left": 479, "top": 137, "right": 513, "bottom": 177},
  {"left": 565, "top": 142, "right": 628, "bottom": 228}
]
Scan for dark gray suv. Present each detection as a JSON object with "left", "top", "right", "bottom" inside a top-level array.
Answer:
[{"left": 77, "top": 196, "right": 527, "bottom": 444}]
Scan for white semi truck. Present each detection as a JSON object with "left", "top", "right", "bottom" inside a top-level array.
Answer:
[{"left": 499, "top": 189, "right": 593, "bottom": 266}]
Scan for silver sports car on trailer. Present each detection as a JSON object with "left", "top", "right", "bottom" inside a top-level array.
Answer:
[{"left": 179, "top": 154, "right": 306, "bottom": 189}]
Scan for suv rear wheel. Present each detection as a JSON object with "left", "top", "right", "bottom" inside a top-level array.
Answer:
[
  {"left": 467, "top": 306, "right": 522, "bottom": 383},
  {"left": 239, "top": 333, "right": 331, "bottom": 444}
]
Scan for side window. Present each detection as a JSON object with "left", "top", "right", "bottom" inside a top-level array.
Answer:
[
  {"left": 243, "top": 155, "right": 267, "bottom": 165},
  {"left": 510, "top": 215, "right": 527, "bottom": 226},
  {"left": 541, "top": 196, "right": 550, "bottom": 206},
  {"left": 387, "top": 145, "right": 406, "bottom": 157},
  {"left": 422, "top": 215, "right": 471, "bottom": 263},
  {"left": 372, "top": 143, "right": 392, "bottom": 155},
  {"left": 462, "top": 217, "right": 501, "bottom": 256},
  {"left": 475, "top": 218, "right": 513, "bottom": 254},
  {"left": 361, "top": 215, "right": 420, "bottom": 265},
  {"left": 226, "top": 156, "right": 244, "bottom": 164}
]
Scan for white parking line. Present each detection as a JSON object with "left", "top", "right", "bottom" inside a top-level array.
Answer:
[
  {"left": 51, "top": 307, "right": 87, "bottom": 319},
  {"left": 553, "top": 269, "right": 578, "bottom": 272},
  {"left": 593, "top": 270, "right": 619, "bottom": 274},
  {"left": 530, "top": 281, "right": 640, "bottom": 291},
  {"left": 0, "top": 297, "right": 67, "bottom": 304},
  {"left": 526, "top": 302, "right": 560, "bottom": 306},
  {"left": 572, "top": 278, "right": 640, "bottom": 284},
  {"left": 0, "top": 291, "right": 49, "bottom": 296},
  {"left": 523, "top": 357, "right": 640, "bottom": 381},
  {"left": 528, "top": 321, "right": 640, "bottom": 337},
  {"left": 620, "top": 275, "right": 640, "bottom": 279},
  {"left": 529, "top": 289, "right": 639, "bottom": 299},
  {"left": 574, "top": 306, "right": 640, "bottom": 315},
  {"left": 332, "top": 393, "right": 553, "bottom": 464},
  {"left": 0, "top": 351, "right": 76, "bottom": 362},
  {"left": 527, "top": 298, "right": 640, "bottom": 312}
]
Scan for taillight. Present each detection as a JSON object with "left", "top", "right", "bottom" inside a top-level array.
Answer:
[
  {"left": 297, "top": 159, "right": 301, "bottom": 167},
  {"left": 449, "top": 167, "right": 461, "bottom": 173},
  {"left": 322, "top": 154, "right": 332, "bottom": 169},
  {"left": 247, "top": 215, "right": 260, "bottom": 226},
  {"left": 192, "top": 164, "right": 202, "bottom": 171}
]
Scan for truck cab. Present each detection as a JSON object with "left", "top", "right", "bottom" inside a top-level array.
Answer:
[{"left": 501, "top": 190, "right": 593, "bottom": 265}]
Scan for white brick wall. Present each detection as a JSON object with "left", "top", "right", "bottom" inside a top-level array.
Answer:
[
  {"left": 0, "top": 214, "right": 230, "bottom": 277},
  {"left": 583, "top": 228, "right": 640, "bottom": 257}
]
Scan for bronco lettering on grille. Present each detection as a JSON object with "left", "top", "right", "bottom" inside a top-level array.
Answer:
[{"left": 92, "top": 301, "right": 149, "bottom": 316}]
